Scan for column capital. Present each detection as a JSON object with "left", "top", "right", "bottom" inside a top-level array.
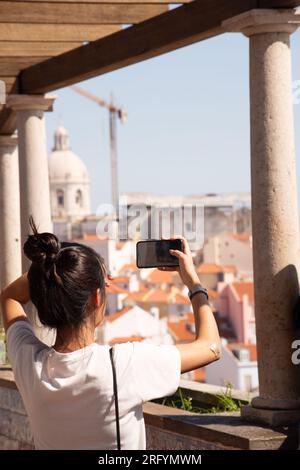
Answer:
[
  {"left": 6, "top": 94, "right": 56, "bottom": 112},
  {"left": 222, "top": 9, "right": 300, "bottom": 37},
  {"left": 0, "top": 134, "right": 18, "bottom": 147}
]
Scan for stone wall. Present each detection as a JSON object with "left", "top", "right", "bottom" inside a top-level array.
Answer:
[
  {"left": 143, "top": 402, "right": 299, "bottom": 450},
  {"left": 0, "top": 372, "right": 298, "bottom": 450},
  {"left": 146, "top": 424, "right": 237, "bottom": 450},
  {"left": 0, "top": 385, "right": 34, "bottom": 449}
]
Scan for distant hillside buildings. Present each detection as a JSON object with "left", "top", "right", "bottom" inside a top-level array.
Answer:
[{"left": 45, "top": 125, "right": 257, "bottom": 392}]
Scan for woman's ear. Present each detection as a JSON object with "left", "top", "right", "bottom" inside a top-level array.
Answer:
[{"left": 91, "top": 288, "right": 102, "bottom": 307}]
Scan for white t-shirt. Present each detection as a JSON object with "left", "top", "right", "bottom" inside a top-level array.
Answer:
[{"left": 7, "top": 320, "right": 181, "bottom": 450}]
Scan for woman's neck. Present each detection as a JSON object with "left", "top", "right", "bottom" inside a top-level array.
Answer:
[{"left": 53, "top": 323, "right": 95, "bottom": 352}]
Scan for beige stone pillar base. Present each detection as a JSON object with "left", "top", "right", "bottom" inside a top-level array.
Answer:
[{"left": 242, "top": 404, "right": 300, "bottom": 427}]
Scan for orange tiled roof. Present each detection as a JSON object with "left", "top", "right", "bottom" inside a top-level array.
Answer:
[
  {"left": 197, "top": 263, "right": 237, "bottom": 274},
  {"left": 116, "top": 241, "right": 126, "bottom": 250},
  {"left": 106, "top": 284, "right": 128, "bottom": 294},
  {"left": 193, "top": 368, "right": 206, "bottom": 382},
  {"left": 125, "top": 291, "right": 150, "bottom": 302},
  {"left": 120, "top": 263, "right": 139, "bottom": 272},
  {"left": 83, "top": 234, "right": 109, "bottom": 241},
  {"left": 174, "top": 292, "right": 190, "bottom": 305},
  {"left": 226, "top": 232, "right": 251, "bottom": 242},
  {"left": 227, "top": 342, "right": 257, "bottom": 362},
  {"left": 110, "top": 276, "right": 129, "bottom": 284},
  {"left": 126, "top": 288, "right": 175, "bottom": 304},
  {"left": 232, "top": 282, "right": 254, "bottom": 304},
  {"left": 105, "top": 306, "right": 132, "bottom": 323},
  {"left": 147, "top": 269, "right": 179, "bottom": 285},
  {"left": 168, "top": 314, "right": 195, "bottom": 342},
  {"left": 145, "top": 289, "right": 172, "bottom": 303},
  {"left": 138, "top": 281, "right": 148, "bottom": 292}
]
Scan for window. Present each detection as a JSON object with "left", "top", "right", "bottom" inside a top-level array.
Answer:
[
  {"left": 75, "top": 189, "right": 83, "bottom": 207},
  {"left": 57, "top": 189, "right": 64, "bottom": 207}
]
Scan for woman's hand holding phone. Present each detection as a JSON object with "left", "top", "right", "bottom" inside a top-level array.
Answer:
[{"left": 160, "top": 236, "right": 201, "bottom": 291}]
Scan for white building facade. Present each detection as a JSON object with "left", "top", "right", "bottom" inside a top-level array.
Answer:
[
  {"left": 203, "top": 232, "right": 253, "bottom": 275},
  {"left": 205, "top": 341, "right": 258, "bottom": 393}
]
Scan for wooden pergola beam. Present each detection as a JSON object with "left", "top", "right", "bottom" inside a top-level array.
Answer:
[
  {"left": 20, "top": 0, "right": 259, "bottom": 94},
  {"left": 19, "top": 0, "right": 300, "bottom": 95},
  {"left": 0, "top": 2, "right": 168, "bottom": 24},
  {"left": 259, "top": 0, "right": 300, "bottom": 6}
]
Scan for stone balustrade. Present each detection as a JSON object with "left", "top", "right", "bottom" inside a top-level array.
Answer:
[{"left": 0, "top": 370, "right": 298, "bottom": 450}]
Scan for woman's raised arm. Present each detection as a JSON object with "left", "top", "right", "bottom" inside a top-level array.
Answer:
[
  {"left": 161, "top": 237, "right": 221, "bottom": 373},
  {"left": 0, "top": 273, "right": 30, "bottom": 332}
]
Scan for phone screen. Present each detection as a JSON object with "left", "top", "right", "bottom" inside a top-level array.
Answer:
[{"left": 136, "top": 239, "right": 183, "bottom": 268}]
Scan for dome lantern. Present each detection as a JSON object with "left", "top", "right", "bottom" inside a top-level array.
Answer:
[{"left": 54, "top": 125, "right": 70, "bottom": 151}]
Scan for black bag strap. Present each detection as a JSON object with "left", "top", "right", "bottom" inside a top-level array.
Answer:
[{"left": 109, "top": 347, "right": 121, "bottom": 450}]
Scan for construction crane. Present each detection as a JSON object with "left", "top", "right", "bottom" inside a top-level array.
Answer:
[{"left": 71, "top": 85, "right": 127, "bottom": 218}]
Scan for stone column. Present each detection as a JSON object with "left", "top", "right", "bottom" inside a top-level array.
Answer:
[
  {"left": 7, "top": 94, "right": 55, "bottom": 270},
  {"left": 6, "top": 95, "right": 56, "bottom": 346},
  {"left": 223, "top": 9, "right": 300, "bottom": 425},
  {"left": 0, "top": 135, "right": 21, "bottom": 290}
]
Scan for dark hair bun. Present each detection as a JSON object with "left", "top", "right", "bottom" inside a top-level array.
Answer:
[
  {"left": 25, "top": 216, "right": 107, "bottom": 329},
  {"left": 23, "top": 216, "right": 61, "bottom": 268}
]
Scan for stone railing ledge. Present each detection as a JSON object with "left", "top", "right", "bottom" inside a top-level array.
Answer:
[{"left": 143, "top": 402, "right": 299, "bottom": 450}]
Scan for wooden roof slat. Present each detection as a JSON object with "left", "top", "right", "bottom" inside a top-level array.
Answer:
[
  {"left": 0, "top": 24, "right": 121, "bottom": 42},
  {"left": 0, "top": 57, "right": 50, "bottom": 76},
  {"left": 0, "top": 2, "right": 168, "bottom": 24},
  {"left": 0, "top": 76, "right": 19, "bottom": 94},
  {"left": 0, "top": 42, "right": 84, "bottom": 57},
  {"left": 20, "top": 0, "right": 259, "bottom": 94}
]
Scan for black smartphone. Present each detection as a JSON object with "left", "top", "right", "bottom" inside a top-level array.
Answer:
[{"left": 136, "top": 239, "right": 183, "bottom": 268}]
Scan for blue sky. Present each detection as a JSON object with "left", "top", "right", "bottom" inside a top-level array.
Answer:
[{"left": 46, "top": 29, "right": 300, "bottom": 213}]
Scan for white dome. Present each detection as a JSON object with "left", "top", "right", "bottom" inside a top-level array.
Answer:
[
  {"left": 49, "top": 149, "right": 90, "bottom": 183},
  {"left": 49, "top": 126, "right": 90, "bottom": 184}
]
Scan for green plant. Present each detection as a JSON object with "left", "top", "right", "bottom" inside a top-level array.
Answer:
[
  {"left": 161, "top": 387, "right": 194, "bottom": 411},
  {"left": 210, "top": 382, "right": 242, "bottom": 413},
  {"left": 158, "top": 382, "right": 243, "bottom": 414}
]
